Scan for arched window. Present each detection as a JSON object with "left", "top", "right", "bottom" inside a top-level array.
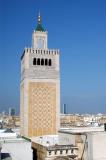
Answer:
[
  {"left": 71, "top": 149, "right": 74, "bottom": 153},
  {"left": 41, "top": 59, "right": 44, "bottom": 65},
  {"left": 49, "top": 59, "right": 52, "bottom": 66},
  {"left": 37, "top": 58, "right": 40, "bottom": 65},
  {"left": 33, "top": 58, "right": 36, "bottom": 65},
  {"left": 45, "top": 59, "right": 48, "bottom": 66},
  {"left": 66, "top": 150, "right": 68, "bottom": 154},
  {"left": 38, "top": 39, "right": 44, "bottom": 49},
  {"left": 49, "top": 151, "right": 51, "bottom": 155}
]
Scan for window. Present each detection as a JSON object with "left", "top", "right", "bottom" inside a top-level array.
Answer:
[
  {"left": 38, "top": 39, "right": 44, "bottom": 49},
  {"left": 49, "top": 151, "right": 51, "bottom": 155},
  {"left": 49, "top": 59, "right": 52, "bottom": 66},
  {"left": 33, "top": 58, "right": 52, "bottom": 66},
  {"left": 37, "top": 58, "right": 40, "bottom": 65},
  {"left": 45, "top": 59, "right": 48, "bottom": 66},
  {"left": 33, "top": 58, "right": 36, "bottom": 65},
  {"left": 71, "top": 149, "right": 74, "bottom": 154},
  {"left": 41, "top": 59, "right": 44, "bottom": 65},
  {"left": 66, "top": 150, "right": 68, "bottom": 154}
]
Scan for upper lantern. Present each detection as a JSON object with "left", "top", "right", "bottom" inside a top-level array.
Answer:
[{"left": 32, "top": 13, "right": 48, "bottom": 49}]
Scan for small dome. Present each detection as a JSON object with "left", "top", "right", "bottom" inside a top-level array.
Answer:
[{"left": 36, "top": 24, "right": 45, "bottom": 32}]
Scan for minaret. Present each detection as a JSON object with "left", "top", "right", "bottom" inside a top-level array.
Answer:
[{"left": 20, "top": 14, "right": 60, "bottom": 138}]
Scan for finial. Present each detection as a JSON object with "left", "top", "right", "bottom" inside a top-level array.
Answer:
[
  {"left": 38, "top": 10, "right": 40, "bottom": 17},
  {"left": 38, "top": 11, "right": 41, "bottom": 24},
  {"left": 35, "top": 11, "right": 45, "bottom": 32}
]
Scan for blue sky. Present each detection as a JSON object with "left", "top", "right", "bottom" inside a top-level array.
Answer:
[{"left": 0, "top": 0, "right": 106, "bottom": 114}]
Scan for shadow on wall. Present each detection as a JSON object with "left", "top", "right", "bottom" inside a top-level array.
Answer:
[{"left": 1, "top": 153, "right": 12, "bottom": 160}]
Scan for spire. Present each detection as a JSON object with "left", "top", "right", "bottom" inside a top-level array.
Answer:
[
  {"left": 36, "top": 12, "right": 45, "bottom": 32},
  {"left": 38, "top": 11, "right": 41, "bottom": 24}
]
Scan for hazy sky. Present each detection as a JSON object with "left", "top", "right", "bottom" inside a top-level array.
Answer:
[{"left": 0, "top": 0, "right": 106, "bottom": 114}]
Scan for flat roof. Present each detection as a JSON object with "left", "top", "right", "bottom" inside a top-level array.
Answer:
[
  {"left": 32, "top": 135, "right": 59, "bottom": 147},
  {"left": 1, "top": 140, "right": 32, "bottom": 160},
  {"left": 59, "top": 126, "right": 104, "bottom": 134},
  {"left": 32, "top": 135, "right": 78, "bottom": 152}
]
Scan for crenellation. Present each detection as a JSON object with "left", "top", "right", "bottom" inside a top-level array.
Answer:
[{"left": 24, "top": 48, "right": 60, "bottom": 56}]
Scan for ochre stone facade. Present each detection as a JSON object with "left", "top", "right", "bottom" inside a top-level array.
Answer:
[{"left": 28, "top": 82, "right": 57, "bottom": 137}]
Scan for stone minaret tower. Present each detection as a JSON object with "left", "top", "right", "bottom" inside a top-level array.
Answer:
[{"left": 20, "top": 13, "right": 60, "bottom": 138}]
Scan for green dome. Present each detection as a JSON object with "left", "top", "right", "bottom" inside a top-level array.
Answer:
[{"left": 36, "top": 24, "right": 45, "bottom": 32}]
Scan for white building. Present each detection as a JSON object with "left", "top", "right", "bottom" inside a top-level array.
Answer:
[
  {"left": 60, "top": 125, "right": 104, "bottom": 134},
  {"left": 59, "top": 126, "right": 106, "bottom": 160},
  {"left": 83, "top": 114, "right": 102, "bottom": 124},
  {"left": 0, "top": 129, "right": 17, "bottom": 140},
  {"left": 87, "top": 132, "right": 106, "bottom": 160}
]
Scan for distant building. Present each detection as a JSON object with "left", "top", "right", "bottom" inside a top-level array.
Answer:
[
  {"left": 100, "top": 115, "right": 106, "bottom": 124},
  {"left": 60, "top": 114, "right": 106, "bottom": 127},
  {"left": 9, "top": 108, "right": 16, "bottom": 116},
  {"left": 63, "top": 104, "right": 67, "bottom": 114},
  {"left": 2, "top": 111, "right": 6, "bottom": 117},
  {"left": 60, "top": 114, "right": 83, "bottom": 127},
  {"left": 20, "top": 13, "right": 60, "bottom": 138},
  {"left": 0, "top": 120, "right": 3, "bottom": 129}
]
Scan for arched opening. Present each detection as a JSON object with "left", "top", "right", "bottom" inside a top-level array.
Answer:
[
  {"left": 41, "top": 59, "right": 44, "bottom": 65},
  {"left": 45, "top": 59, "right": 48, "bottom": 66},
  {"left": 66, "top": 150, "right": 68, "bottom": 154},
  {"left": 71, "top": 149, "right": 74, "bottom": 153},
  {"left": 38, "top": 39, "right": 44, "bottom": 49},
  {"left": 37, "top": 58, "right": 40, "bottom": 65},
  {"left": 33, "top": 149, "right": 37, "bottom": 160},
  {"left": 49, "top": 151, "right": 51, "bottom": 155},
  {"left": 33, "top": 58, "right": 36, "bottom": 65},
  {"left": 49, "top": 59, "right": 52, "bottom": 66}
]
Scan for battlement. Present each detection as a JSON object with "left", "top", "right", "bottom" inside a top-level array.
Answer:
[{"left": 21, "top": 48, "right": 60, "bottom": 60}]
